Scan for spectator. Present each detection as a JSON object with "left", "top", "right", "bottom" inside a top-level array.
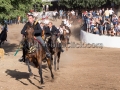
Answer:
[
  {"left": 104, "top": 8, "right": 110, "bottom": 19},
  {"left": 93, "top": 27, "right": 99, "bottom": 34},
  {"left": 109, "top": 8, "right": 114, "bottom": 21}
]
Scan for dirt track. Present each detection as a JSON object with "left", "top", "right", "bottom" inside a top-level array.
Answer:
[{"left": 0, "top": 20, "right": 120, "bottom": 90}]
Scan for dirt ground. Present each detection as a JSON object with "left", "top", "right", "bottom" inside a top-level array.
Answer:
[{"left": 0, "top": 19, "right": 120, "bottom": 90}]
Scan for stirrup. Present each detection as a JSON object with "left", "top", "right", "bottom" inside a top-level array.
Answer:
[{"left": 46, "top": 53, "right": 51, "bottom": 58}]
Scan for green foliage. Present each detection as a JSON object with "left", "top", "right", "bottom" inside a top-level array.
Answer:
[
  {"left": 0, "top": 0, "right": 43, "bottom": 20},
  {"left": 58, "top": 0, "right": 119, "bottom": 9},
  {"left": 109, "top": 0, "right": 120, "bottom": 5}
]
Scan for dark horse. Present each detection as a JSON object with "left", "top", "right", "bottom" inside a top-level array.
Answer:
[
  {"left": 45, "top": 34, "right": 61, "bottom": 71},
  {"left": 0, "top": 24, "right": 7, "bottom": 47},
  {"left": 22, "top": 25, "right": 54, "bottom": 84}
]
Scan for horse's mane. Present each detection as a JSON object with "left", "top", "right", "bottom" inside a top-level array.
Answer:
[{"left": 26, "top": 22, "right": 33, "bottom": 29}]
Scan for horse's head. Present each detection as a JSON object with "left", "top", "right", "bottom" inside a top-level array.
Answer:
[
  {"left": 24, "top": 25, "right": 35, "bottom": 51},
  {"left": 50, "top": 34, "right": 57, "bottom": 48},
  {"left": 25, "top": 25, "right": 34, "bottom": 43}
]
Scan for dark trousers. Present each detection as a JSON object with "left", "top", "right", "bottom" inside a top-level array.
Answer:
[{"left": 109, "top": 15, "right": 112, "bottom": 22}]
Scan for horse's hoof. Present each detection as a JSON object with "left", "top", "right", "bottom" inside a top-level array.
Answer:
[
  {"left": 52, "top": 75, "right": 54, "bottom": 79},
  {"left": 29, "top": 73, "right": 34, "bottom": 78},
  {"left": 57, "top": 68, "right": 59, "bottom": 70},
  {"left": 40, "top": 81, "right": 44, "bottom": 84}
]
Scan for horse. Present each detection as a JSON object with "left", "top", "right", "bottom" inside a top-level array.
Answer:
[
  {"left": 68, "top": 12, "right": 77, "bottom": 23},
  {"left": 23, "top": 25, "right": 54, "bottom": 84},
  {"left": 45, "top": 33, "right": 61, "bottom": 71},
  {"left": 0, "top": 26, "right": 7, "bottom": 47},
  {"left": 53, "top": 13, "right": 58, "bottom": 21},
  {"left": 60, "top": 26, "right": 71, "bottom": 51}
]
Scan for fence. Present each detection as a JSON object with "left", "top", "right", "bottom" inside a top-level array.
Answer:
[{"left": 80, "top": 29, "right": 120, "bottom": 48}]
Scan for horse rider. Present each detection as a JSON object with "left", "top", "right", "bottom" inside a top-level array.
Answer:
[
  {"left": 0, "top": 20, "right": 8, "bottom": 41},
  {"left": 20, "top": 14, "right": 51, "bottom": 62},
  {"left": 58, "top": 25, "right": 70, "bottom": 44},
  {"left": 44, "top": 22, "right": 64, "bottom": 52}
]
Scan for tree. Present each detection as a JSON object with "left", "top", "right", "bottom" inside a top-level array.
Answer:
[
  {"left": 58, "top": 0, "right": 120, "bottom": 9},
  {"left": 0, "top": 0, "right": 43, "bottom": 20}
]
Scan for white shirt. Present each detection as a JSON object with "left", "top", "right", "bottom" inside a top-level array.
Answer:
[
  {"left": 59, "top": 28, "right": 63, "bottom": 34},
  {"left": 59, "top": 28, "right": 69, "bottom": 34},
  {"left": 64, "top": 20, "right": 67, "bottom": 25},
  {"left": 44, "top": 19, "right": 49, "bottom": 24},
  {"left": 46, "top": 5, "right": 49, "bottom": 8},
  {"left": 71, "top": 11, "right": 75, "bottom": 15},
  {"left": 53, "top": 11, "right": 58, "bottom": 16},
  {"left": 38, "top": 20, "right": 41, "bottom": 24},
  {"left": 99, "top": 9, "right": 102, "bottom": 14},
  {"left": 109, "top": 10, "right": 114, "bottom": 15},
  {"left": 66, "top": 23, "right": 71, "bottom": 27},
  {"left": 50, "top": 28, "right": 52, "bottom": 31}
]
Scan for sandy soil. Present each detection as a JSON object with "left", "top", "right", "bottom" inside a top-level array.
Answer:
[{"left": 0, "top": 19, "right": 120, "bottom": 90}]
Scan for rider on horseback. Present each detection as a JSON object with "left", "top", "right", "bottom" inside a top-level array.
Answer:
[
  {"left": 0, "top": 20, "right": 8, "bottom": 42},
  {"left": 20, "top": 14, "right": 51, "bottom": 62},
  {"left": 44, "top": 22, "right": 64, "bottom": 52}
]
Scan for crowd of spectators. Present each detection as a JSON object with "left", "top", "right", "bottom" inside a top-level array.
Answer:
[{"left": 82, "top": 8, "right": 120, "bottom": 36}]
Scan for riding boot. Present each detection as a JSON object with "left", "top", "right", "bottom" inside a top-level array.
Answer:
[
  {"left": 59, "top": 43, "right": 64, "bottom": 52},
  {"left": 19, "top": 49, "right": 25, "bottom": 62},
  {"left": 43, "top": 46, "right": 51, "bottom": 58},
  {"left": 19, "top": 56, "right": 25, "bottom": 62}
]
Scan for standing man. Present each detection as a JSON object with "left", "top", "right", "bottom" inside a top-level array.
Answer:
[
  {"left": 59, "top": 9, "right": 63, "bottom": 19},
  {"left": 17, "top": 16, "right": 21, "bottom": 24},
  {"left": 104, "top": 8, "right": 110, "bottom": 19},
  {"left": 20, "top": 14, "right": 51, "bottom": 62},
  {"left": 109, "top": 8, "right": 114, "bottom": 22}
]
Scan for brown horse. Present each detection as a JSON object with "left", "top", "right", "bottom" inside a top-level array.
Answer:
[
  {"left": 68, "top": 12, "right": 76, "bottom": 22},
  {"left": 23, "top": 26, "right": 54, "bottom": 84},
  {"left": 60, "top": 26, "right": 71, "bottom": 51}
]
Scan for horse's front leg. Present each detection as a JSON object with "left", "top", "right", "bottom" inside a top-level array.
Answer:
[
  {"left": 38, "top": 60, "right": 44, "bottom": 84},
  {"left": 51, "top": 55, "right": 53, "bottom": 65},
  {"left": 57, "top": 52, "right": 61, "bottom": 70},
  {"left": 54, "top": 53, "right": 57, "bottom": 71},
  {"left": 26, "top": 58, "right": 33, "bottom": 77},
  {"left": 47, "top": 58, "right": 54, "bottom": 79}
]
